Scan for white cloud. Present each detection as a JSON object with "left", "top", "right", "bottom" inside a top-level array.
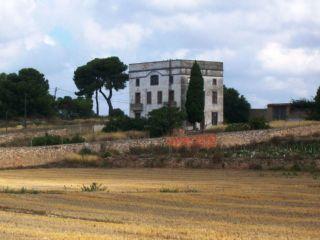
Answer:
[
  {"left": 246, "top": 94, "right": 270, "bottom": 108},
  {"left": 0, "top": 0, "right": 37, "bottom": 42},
  {"left": 83, "top": 19, "right": 149, "bottom": 53},
  {"left": 0, "top": 41, "right": 22, "bottom": 69},
  {"left": 146, "top": 0, "right": 209, "bottom": 11},
  {"left": 160, "top": 49, "right": 190, "bottom": 59},
  {"left": 262, "top": 76, "right": 309, "bottom": 98},
  {"left": 43, "top": 35, "right": 56, "bottom": 46},
  {"left": 196, "top": 48, "right": 236, "bottom": 62},
  {"left": 258, "top": 42, "right": 320, "bottom": 74}
]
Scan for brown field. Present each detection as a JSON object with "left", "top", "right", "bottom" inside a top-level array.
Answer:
[{"left": 0, "top": 168, "right": 319, "bottom": 239}]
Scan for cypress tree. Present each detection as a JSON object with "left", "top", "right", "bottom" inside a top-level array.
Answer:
[
  {"left": 185, "top": 61, "right": 204, "bottom": 127},
  {"left": 314, "top": 86, "right": 320, "bottom": 120}
]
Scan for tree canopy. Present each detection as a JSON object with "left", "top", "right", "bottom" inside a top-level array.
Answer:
[
  {"left": 223, "top": 85, "right": 251, "bottom": 123},
  {"left": 56, "top": 96, "right": 94, "bottom": 119},
  {"left": 314, "top": 86, "right": 320, "bottom": 120},
  {"left": 185, "top": 61, "right": 204, "bottom": 126},
  {"left": 74, "top": 57, "right": 128, "bottom": 116},
  {"left": 291, "top": 85, "right": 320, "bottom": 120},
  {"left": 0, "top": 68, "right": 55, "bottom": 119}
]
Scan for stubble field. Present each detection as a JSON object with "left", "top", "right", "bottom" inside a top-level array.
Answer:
[{"left": 0, "top": 168, "right": 319, "bottom": 239}]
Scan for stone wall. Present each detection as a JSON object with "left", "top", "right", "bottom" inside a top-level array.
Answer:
[
  {"left": 0, "top": 124, "right": 319, "bottom": 169},
  {"left": 0, "top": 129, "right": 68, "bottom": 145},
  {"left": 217, "top": 124, "right": 320, "bottom": 148},
  {"left": 0, "top": 138, "right": 166, "bottom": 169}
]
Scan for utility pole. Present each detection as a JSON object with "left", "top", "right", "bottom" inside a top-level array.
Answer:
[
  {"left": 54, "top": 87, "right": 58, "bottom": 100},
  {"left": 24, "top": 93, "right": 27, "bottom": 129}
]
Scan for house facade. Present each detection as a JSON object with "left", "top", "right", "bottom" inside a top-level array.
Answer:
[{"left": 129, "top": 59, "right": 224, "bottom": 128}]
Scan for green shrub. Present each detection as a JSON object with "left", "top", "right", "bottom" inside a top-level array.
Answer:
[
  {"left": 225, "top": 118, "right": 269, "bottom": 132},
  {"left": 103, "top": 115, "right": 147, "bottom": 132},
  {"left": 225, "top": 123, "right": 251, "bottom": 132},
  {"left": 109, "top": 108, "right": 125, "bottom": 117},
  {"left": 249, "top": 117, "right": 270, "bottom": 130},
  {"left": 32, "top": 134, "right": 62, "bottom": 146},
  {"left": 68, "top": 134, "right": 85, "bottom": 144},
  {"left": 101, "top": 151, "right": 112, "bottom": 158},
  {"left": 290, "top": 163, "right": 302, "bottom": 172},
  {"left": 147, "top": 107, "right": 185, "bottom": 137},
  {"left": 159, "top": 188, "right": 179, "bottom": 193},
  {"left": 32, "top": 133, "right": 85, "bottom": 146},
  {"left": 79, "top": 147, "right": 94, "bottom": 155}
]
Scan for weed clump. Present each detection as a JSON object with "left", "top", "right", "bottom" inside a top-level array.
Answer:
[{"left": 81, "top": 182, "right": 107, "bottom": 192}]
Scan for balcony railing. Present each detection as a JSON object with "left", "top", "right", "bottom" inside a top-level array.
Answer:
[{"left": 130, "top": 103, "right": 143, "bottom": 112}]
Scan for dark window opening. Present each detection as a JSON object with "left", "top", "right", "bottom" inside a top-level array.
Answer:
[
  {"left": 169, "top": 75, "right": 174, "bottom": 85},
  {"left": 212, "top": 78, "right": 217, "bottom": 85},
  {"left": 157, "top": 91, "right": 162, "bottom": 104},
  {"left": 135, "top": 92, "right": 141, "bottom": 104},
  {"left": 147, "top": 91, "right": 152, "bottom": 104},
  {"left": 212, "top": 91, "right": 218, "bottom": 104},
  {"left": 212, "top": 112, "right": 218, "bottom": 125},
  {"left": 136, "top": 78, "right": 140, "bottom": 87},
  {"left": 169, "top": 90, "right": 175, "bottom": 103},
  {"left": 150, "top": 75, "right": 159, "bottom": 85}
]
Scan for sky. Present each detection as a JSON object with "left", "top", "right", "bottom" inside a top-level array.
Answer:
[{"left": 0, "top": 0, "right": 319, "bottom": 115}]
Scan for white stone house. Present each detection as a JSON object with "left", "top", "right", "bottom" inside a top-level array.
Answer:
[{"left": 129, "top": 59, "right": 224, "bottom": 129}]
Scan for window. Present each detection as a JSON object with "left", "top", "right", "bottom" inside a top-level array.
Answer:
[
  {"left": 169, "top": 90, "right": 175, "bottom": 102},
  {"left": 212, "top": 78, "right": 217, "bottom": 85},
  {"left": 212, "top": 91, "right": 217, "bottom": 104},
  {"left": 157, "top": 91, "right": 162, "bottom": 104},
  {"left": 169, "top": 75, "right": 174, "bottom": 85},
  {"left": 150, "top": 75, "right": 159, "bottom": 85},
  {"left": 135, "top": 92, "right": 141, "bottom": 104},
  {"left": 212, "top": 112, "right": 218, "bottom": 125},
  {"left": 147, "top": 91, "right": 152, "bottom": 104},
  {"left": 136, "top": 78, "right": 140, "bottom": 87}
]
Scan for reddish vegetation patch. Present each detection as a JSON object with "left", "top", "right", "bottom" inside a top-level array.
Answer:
[{"left": 166, "top": 134, "right": 217, "bottom": 149}]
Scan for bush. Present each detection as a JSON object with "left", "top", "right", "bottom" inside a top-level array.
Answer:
[
  {"left": 148, "top": 107, "right": 185, "bottom": 137},
  {"left": 32, "top": 134, "right": 62, "bottom": 146},
  {"left": 249, "top": 117, "right": 270, "bottom": 130},
  {"left": 67, "top": 134, "right": 86, "bottom": 144},
  {"left": 79, "top": 147, "right": 94, "bottom": 155},
  {"left": 225, "top": 123, "right": 251, "bottom": 132},
  {"left": 32, "top": 133, "right": 85, "bottom": 146},
  {"left": 103, "top": 115, "right": 147, "bottom": 132},
  {"left": 224, "top": 118, "right": 269, "bottom": 132},
  {"left": 109, "top": 108, "right": 125, "bottom": 117},
  {"left": 159, "top": 188, "right": 179, "bottom": 193}
]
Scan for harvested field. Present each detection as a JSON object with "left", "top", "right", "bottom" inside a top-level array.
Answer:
[{"left": 0, "top": 169, "right": 319, "bottom": 239}]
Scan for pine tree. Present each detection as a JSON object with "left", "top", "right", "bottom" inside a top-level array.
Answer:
[{"left": 185, "top": 61, "right": 204, "bottom": 128}]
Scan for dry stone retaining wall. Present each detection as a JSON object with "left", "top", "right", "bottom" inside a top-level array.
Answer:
[{"left": 0, "top": 124, "right": 319, "bottom": 169}]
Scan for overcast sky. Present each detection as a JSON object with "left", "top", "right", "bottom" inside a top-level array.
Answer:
[{"left": 0, "top": 0, "right": 319, "bottom": 115}]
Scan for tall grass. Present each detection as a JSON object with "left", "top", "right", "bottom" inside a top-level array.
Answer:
[{"left": 84, "top": 130, "right": 148, "bottom": 142}]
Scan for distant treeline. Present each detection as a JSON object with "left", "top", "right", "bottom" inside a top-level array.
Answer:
[{"left": 0, "top": 68, "right": 93, "bottom": 120}]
